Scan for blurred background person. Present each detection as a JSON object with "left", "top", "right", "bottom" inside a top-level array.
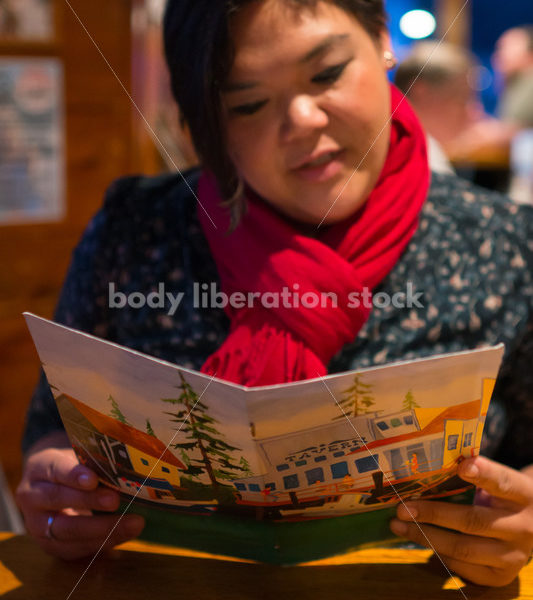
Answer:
[
  {"left": 448, "top": 26, "right": 533, "bottom": 168},
  {"left": 394, "top": 41, "right": 485, "bottom": 175},
  {"left": 493, "top": 25, "right": 533, "bottom": 204},
  {"left": 494, "top": 25, "right": 533, "bottom": 130}
]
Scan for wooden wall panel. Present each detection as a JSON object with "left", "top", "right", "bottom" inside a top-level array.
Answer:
[
  {"left": 0, "top": 0, "right": 134, "bottom": 493},
  {"left": 436, "top": 0, "right": 472, "bottom": 47}
]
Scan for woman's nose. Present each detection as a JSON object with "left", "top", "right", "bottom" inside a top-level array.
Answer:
[{"left": 281, "top": 95, "right": 329, "bottom": 141}]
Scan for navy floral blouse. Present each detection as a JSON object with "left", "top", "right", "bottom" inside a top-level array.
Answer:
[{"left": 22, "top": 169, "right": 533, "bottom": 469}]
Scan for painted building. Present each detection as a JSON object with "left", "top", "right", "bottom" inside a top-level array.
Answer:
[
  {"left": 55, "top": 393, "right": 185, "bottom": 501},
  {"left": 231, "top": 380, "right": 494, "bottom": 512}
]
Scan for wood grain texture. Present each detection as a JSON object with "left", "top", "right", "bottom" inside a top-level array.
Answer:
[
  {"left": 436, "top": 0, "right": 472, "bottom": 47},
  {"left": 0, "top": 534, "right": 530, "bottom": 599},
  {"left": 0, "top": 0, "right": 133, "bottom": 493}
]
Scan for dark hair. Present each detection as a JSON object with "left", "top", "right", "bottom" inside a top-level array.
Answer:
[{"left": 163, "top": 0, "right": 387, "bottom": 206}]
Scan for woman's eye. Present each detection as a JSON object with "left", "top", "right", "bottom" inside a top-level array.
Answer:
[
  {"left": 312, "top": 61, "right": 350, "bottom": 84},
  {"left": 229, "top": 100, "right": 268, "bottom": 116}
]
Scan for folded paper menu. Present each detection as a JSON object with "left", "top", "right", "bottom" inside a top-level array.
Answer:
[{"left": 24, "top": 312, "right": 504, "bottom": 564}]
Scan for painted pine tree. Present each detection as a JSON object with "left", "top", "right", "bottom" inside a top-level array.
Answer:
[
  {"left": 162, "top": 372, "right": 250, "bottom": 487},
  {"left": 239, "top": 456, "right": 253, "bottom": 477},
  {"left": 146, "top": 419, "right": 156, "bottom": 437},
  {"left": 108, "top": 394, "right": 129, "bottom": 425},
  {"left": 402, "top": 389, "right": 419, "bottom": 411},
  {"left": 334, "top": 375, "right": 375, "bottom": 419}
]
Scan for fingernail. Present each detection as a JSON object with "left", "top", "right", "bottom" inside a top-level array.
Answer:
[
  {"left": 399, "top": 503, "right": 418, "bottom": 520},
  {"left": 98, "top": 493, "right": 118, "bottom": 509},
  {"left": 125, "top": 516, "right": 145, "bottom": 537},
  {"left": 462, "top": 463, "right": 479, "bottom": 479},
  {"left": 78, "top": 472, "right": 95, "bottom": 487},
  {"left": 390, "top": 519, "right": 408, "bottom": 536}
]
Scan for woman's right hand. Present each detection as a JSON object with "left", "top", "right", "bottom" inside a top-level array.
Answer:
[{"left": 16, "top": 431, "right": 145, "bottom": 560}]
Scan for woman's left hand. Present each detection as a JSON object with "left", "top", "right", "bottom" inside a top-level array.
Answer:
[{"left": 390, "top": 455, "right": 533, "bottom": 587}]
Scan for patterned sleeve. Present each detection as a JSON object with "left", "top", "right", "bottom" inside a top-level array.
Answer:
[
  {"left": 490, "top": 204, "right": 533, "bottom": 470},
  {"left": 490, "top": 316, "right": 533, "bottom": 470},
  {"left": 21, "top": 176, "right": 141, "bottom": 454}
]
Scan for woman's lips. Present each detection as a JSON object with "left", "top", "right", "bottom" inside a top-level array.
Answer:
[{"left": 293, "top": 149, "right": 346, "bottom": 183}]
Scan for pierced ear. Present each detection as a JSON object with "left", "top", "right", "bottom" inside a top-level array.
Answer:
[
  {"left": 383, "top": 50, "right": 398, "bottom": 70},
  {"left": 379, "top": 31, "right": 396, "bottom": 68},
  {"left": 379, "top": 30, "right": 393, "bottom": 54}
]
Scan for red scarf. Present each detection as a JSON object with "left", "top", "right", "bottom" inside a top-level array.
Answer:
[{"left": 197, "top": 86, "right": 429, "bottom": 386}]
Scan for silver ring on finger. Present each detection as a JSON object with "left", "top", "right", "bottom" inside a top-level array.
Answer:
[{"left": 45, "top": 514, "right": 58, "bottom": 540}]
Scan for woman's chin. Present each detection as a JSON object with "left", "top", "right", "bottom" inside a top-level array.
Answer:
[
  {"left": 305, "top": 182, "right": 372, "bottom": 225},
  {"left": 282, "top": 194, "right": 368, "bottom": 228}
]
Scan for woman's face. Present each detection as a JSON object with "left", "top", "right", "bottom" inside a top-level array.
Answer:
[{"left": 222, "top": 0, "right": 392, "bottom": 226}]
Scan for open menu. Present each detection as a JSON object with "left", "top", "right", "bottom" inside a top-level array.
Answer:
[{"left": 24, "top": 312, "right": 504, "bottom": 564}]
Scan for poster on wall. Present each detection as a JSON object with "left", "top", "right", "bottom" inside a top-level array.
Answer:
[
  {"left": 0, "top": 58, "right": 65, "bottom": 224},
  {"left": 0, "top": 0, "right": 55, "bottom": 42}
]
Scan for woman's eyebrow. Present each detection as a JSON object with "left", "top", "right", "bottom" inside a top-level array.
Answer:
[
  {"left": 223, "top": 33, "right": 350, "bottom": 93},
  {"left": 223, "top": 80, "right": 259, "bottom": 93},
  {"left": 300, "top": 33, "right": 350, "bottom": 64}
]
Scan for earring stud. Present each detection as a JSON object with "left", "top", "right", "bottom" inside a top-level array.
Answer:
[{"left": 384, "top": 51, "right": 398, "bottom": 69}]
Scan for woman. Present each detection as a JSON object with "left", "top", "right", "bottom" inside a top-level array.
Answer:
[{"left": 16, "top": 0, "right": 533, "bottom": 587}]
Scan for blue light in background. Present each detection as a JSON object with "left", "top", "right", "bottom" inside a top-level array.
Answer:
[
  {"left": 399, "top": 10, "right": 437, "bottom": 39},
  {"left": 387, "top": 0, "right": 437, "bottom": 62},
  {"left": 386, "top": 0, "right": 533, "bottom": 115}
]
